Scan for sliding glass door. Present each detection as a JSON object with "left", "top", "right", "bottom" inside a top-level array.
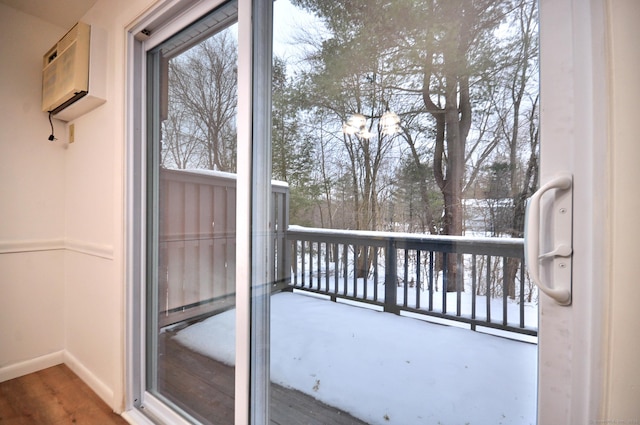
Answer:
[
  {"left": 145, "top": 2, "right": 240, "bottom": 423},
  {"left": 265, "top": 1, "right": 540, "bottom": 424},
  {"left": 140, "top": 0, "right": 541, "bottom": 423},
  {"left": 129, "top": 0, "right": 608, "bottom": 423}
]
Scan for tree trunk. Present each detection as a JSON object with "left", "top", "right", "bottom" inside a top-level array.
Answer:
[{"left": 504, "top": 257, "right": 519, "bottom": 299}]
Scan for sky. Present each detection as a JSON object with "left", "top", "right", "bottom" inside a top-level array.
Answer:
[
  {"left": 272, "top": 0, "right": 327, "bottom": 72},
  {"left": 174, "top": 291, "right": 538, "bottom": 425}
]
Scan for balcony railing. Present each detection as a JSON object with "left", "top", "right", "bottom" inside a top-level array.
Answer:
[
  {"left": 286, "top": 226, "right": 537, "bottom": 337},
  {"left": 159, "top": 169, "right": 537, "bottom": 338}
]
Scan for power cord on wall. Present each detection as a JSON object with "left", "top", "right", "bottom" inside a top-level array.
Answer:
[{"left": 48, "top": 112, "right": 57, "bottom": 141}]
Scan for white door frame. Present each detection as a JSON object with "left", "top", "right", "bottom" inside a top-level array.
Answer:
[{"left": 538, "top": 0, "right": 608, "bottom": 423}]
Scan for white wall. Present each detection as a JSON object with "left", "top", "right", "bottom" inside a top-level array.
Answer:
[
  {"left": 605, "top": 0, "right": 640, "bottom": 420},
  {"left": 60, "top": 0, "right": 157, "bottom": 412},
  {"left": 0, "top": 0, "right": 155, "bottom": 413},
  {"left": 0, "top": 3, "right": 67, "bottom": 380}
]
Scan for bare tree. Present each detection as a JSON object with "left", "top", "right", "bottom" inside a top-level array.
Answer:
[
  {"left": 494, "top": 0, "right": 539, "bottom": 298},
  {"left": 161, "top": 106, "right": 206, "bottom": 169},
  {"left": 168, "top": 32, "right": 238, "bottom": 172}
]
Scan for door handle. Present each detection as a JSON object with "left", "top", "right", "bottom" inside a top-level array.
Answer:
[{"left": 525, "top": 174, "right": 573, "bottom": 305}]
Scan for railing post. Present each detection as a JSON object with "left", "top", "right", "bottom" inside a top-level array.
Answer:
[
  {"left": 384, "top": 239, "right": 399, "bottom": 314},
  {"left": 283, "top": 237, "right": 291, "bottom": 286},
  {"left": 273, "top": 188, "right": 291, "bottom": 292}
]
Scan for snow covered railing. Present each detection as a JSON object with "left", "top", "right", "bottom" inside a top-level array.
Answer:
[{"left": 285, "top": 226, "right": 537, "bottom": 337}]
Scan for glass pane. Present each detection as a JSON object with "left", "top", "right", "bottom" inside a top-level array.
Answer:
[
  {"left": 146, "top": 2, "right": 239, "bottom": 423},
  {"left": 266, "top": 0, "right": 539, "bottom": 424}
]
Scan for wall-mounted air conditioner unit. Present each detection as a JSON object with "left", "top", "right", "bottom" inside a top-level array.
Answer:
[{"left": 41, "top": 22, "right": 106, "bottom": 122}]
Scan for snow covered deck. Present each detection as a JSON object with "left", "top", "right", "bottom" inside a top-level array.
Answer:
[{"left": 164, "top": 291, "right": 537, "bottom": 425}]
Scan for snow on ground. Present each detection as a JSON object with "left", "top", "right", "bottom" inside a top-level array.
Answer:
[{"left": 174, "top": 291, "right": 537, "bottom": 425}]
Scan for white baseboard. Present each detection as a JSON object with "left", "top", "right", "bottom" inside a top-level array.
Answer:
[
  {"left": 63, "top": 351, "right": 115, "bottom": 410},
  {"left": 0, "top": 350, "right": 64, "bottom": 382}
]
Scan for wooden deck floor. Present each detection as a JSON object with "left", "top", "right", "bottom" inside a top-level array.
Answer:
[
  {"left": 0, "top": 364, "right": 127, "bottom": 425},
  {"left": 158, "top": 330, "right": 369, "bottom": 425}
]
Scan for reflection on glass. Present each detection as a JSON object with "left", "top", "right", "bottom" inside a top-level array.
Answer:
[{"left": 147, "top": 2, "right": 239, "bottom": 423}]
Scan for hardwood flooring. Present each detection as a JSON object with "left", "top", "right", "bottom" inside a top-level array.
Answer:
[{"left": 0, "top": 364, "right": 127, "bottom": 425}]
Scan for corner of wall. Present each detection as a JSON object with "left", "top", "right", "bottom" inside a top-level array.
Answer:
[{"left": 63, "top": 350, "right": 117, "bottom": 412}]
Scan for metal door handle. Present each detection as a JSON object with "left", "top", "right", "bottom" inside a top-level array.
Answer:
[{"left": 525, "top": 174, "right": 573, "bottom": 305}]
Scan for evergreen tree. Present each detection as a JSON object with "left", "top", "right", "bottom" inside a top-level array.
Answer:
[{"left": 272, "top": 57, "right": 320, "bottom": 225}]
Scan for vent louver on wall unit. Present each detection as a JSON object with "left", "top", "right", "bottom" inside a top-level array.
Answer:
[{"left": 42, "top": 22, "right": 106, "bottom": 122}]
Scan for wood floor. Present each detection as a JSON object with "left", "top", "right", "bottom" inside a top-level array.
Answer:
[
  {"left": 0, "top": 338, "right": 369, "bottom": 425},
  {"left": 0, "top": 364, "right": 127, "bottom": 425},
  {"left": 158, "top": 331, "right": 369, "bottom": 425}
]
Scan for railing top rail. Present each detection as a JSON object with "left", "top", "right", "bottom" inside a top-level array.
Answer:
[
  {"left": 161, "top": 168, "right": 290, "bottom": 189},
  {"left": 286, "top": 225, "right": 524, "bottom": 257}
]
